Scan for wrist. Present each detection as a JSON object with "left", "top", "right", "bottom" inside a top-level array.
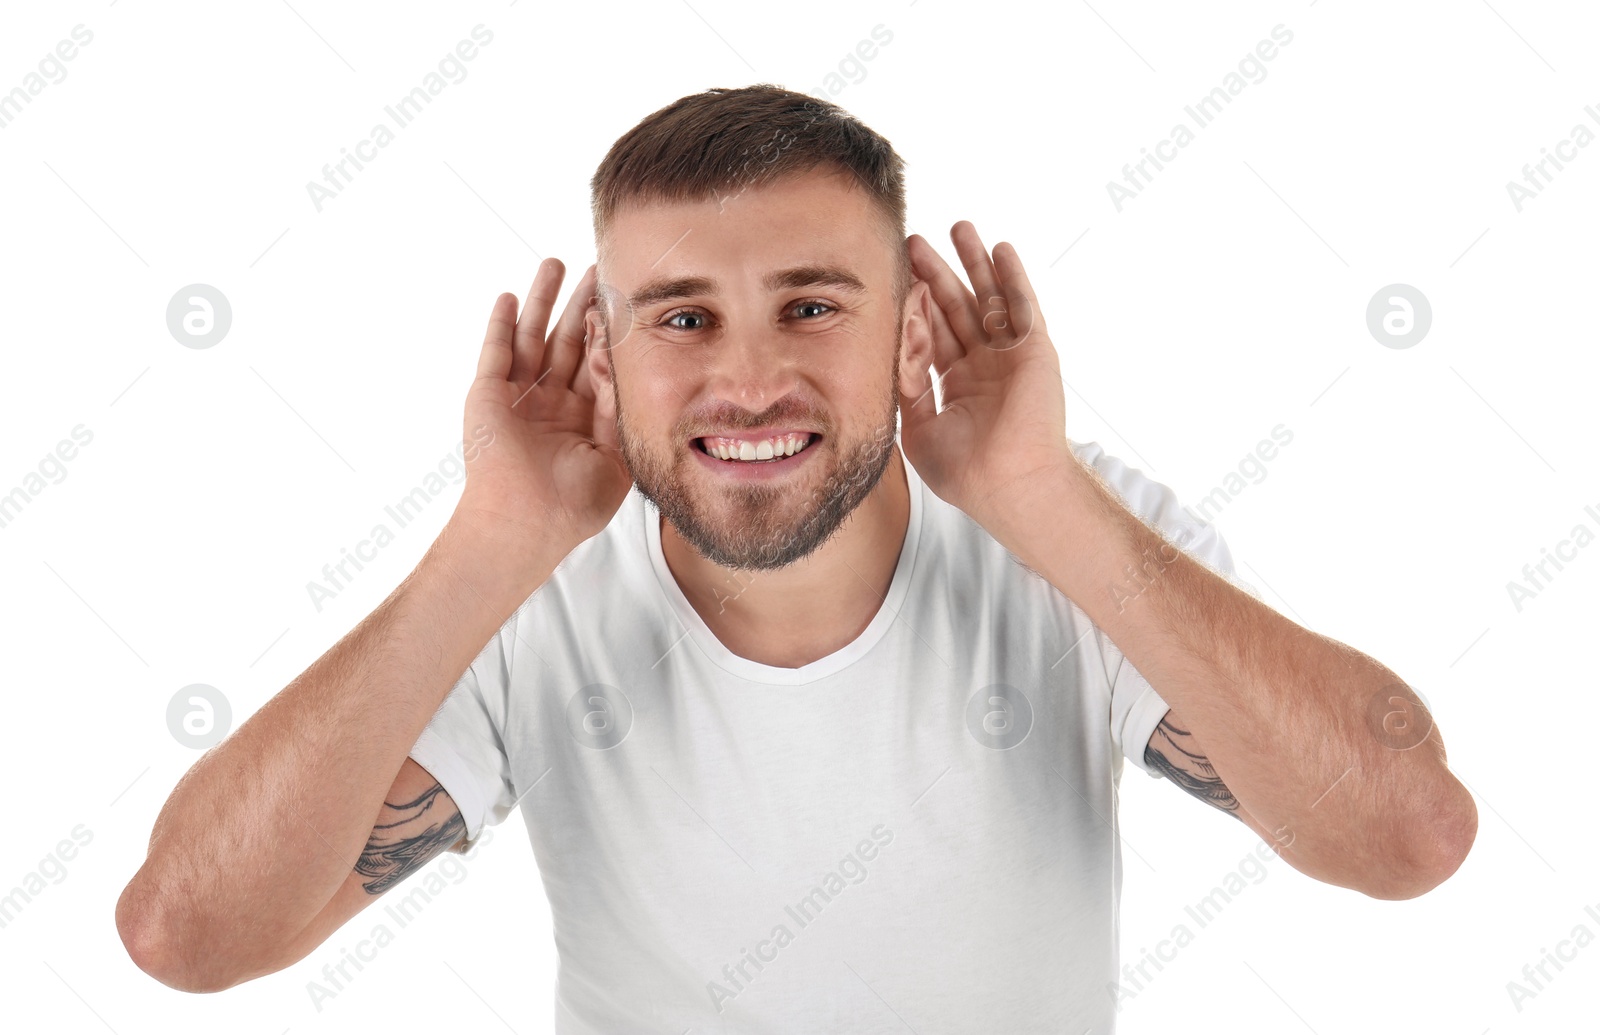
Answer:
[
  {"left": 428, "top": 512, "right": 571, "bottom": 616},
  {"left": 974, "top": 455, "right": 1091, "bottom": 554},
  {"left": 979, "top": 457, "right": 1143, "bottom": 601}
]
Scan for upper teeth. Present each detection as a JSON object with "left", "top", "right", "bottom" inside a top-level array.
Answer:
[{"left": 702, "top": 433, "right": 812, "bottom": 461}]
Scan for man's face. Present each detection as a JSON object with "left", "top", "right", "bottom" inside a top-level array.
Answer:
[{"left": 586, "top": 167, "right": 919, "bottom": 572}]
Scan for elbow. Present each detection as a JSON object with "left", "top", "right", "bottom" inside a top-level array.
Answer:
[
  {"left": 116, "top": 879, "right": 243, "bottom": 994},
  {"left": 1366, "top": 783, "right": 1479, "bottom": 901}
]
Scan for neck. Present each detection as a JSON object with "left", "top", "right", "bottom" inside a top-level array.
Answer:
[{"left": 659, "top": 444, "right": 912, "bottom": 669}]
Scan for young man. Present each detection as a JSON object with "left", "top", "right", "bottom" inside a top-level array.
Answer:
[{"left": 117, "top": 85, "right": 1475, "bottom": 1031}]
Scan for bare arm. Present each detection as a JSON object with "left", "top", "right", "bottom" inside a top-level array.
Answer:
[
  {"left": 990, "top": 458, "right": 1476, "bottom": 900},
  {"left": 1143, "top": 709, "right": 1242, "bottom": 818},
  {"left": 114, "top": 524, "right": 559, "bottom": 992},
  {"left": 239, "top": 756, "right": 470, "bottom": 985},
  {"left": 901, "top": 223, "right": 1474, "bottom": 900},
  {"left": 114, "top": 258, "right": 630, "bottom": 992}
]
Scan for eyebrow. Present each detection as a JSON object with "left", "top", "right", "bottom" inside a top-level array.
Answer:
[{"left": 624, "top": 263, "right": 868, "bottom": 312}]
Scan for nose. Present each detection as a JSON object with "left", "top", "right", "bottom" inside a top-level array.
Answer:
[{"left": 702, "top": 316, "right": 802, "bottom": 416}]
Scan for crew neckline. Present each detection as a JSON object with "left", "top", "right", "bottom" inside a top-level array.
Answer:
[{"left": 643, "top": 442, "right": 925, "bottom": 686}]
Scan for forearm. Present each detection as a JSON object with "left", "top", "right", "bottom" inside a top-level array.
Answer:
[
  {"left": 116, "top": 516, "right": 561, "bottom": 985},
  {"left": 978, "top": 457, "right": 1475, "bottom": 898}
]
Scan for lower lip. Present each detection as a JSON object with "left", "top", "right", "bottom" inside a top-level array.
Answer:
[{"left": 690, "top": 437, "right": 820, "bottom": 480}]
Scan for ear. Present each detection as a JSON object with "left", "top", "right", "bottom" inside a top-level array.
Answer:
[
  {"left": 897, "top": 279, "right": 937, "bottom": 407},
  {"left": 584, "top": 309, "right": 616, "bottom": 421}
]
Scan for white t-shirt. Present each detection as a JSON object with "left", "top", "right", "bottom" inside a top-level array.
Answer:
[{"left": 408, "top": 438, "right": 1246, "bottom": 1033}]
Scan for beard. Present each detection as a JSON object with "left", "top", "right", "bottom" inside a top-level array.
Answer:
[{"left": 613, "top": 335, "right": 903, "bottom": 573}]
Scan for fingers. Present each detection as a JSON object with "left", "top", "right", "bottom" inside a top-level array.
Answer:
[
  {"left": 908, "top": 234, "right": 984, "bottom": 350},
  {"left": 475, "top": 292, "right": 520, "bottom": 380},
  {"left": 950, "top": 221, "right": 1004, "bottom": 325},
  {"left": 509, "top": 258, "right": 567, "bottom": 384},
  {"left": 912, "top": 225, "right": 1046, "bottom": 353},
  {"left": 992, "top": 241, "right": 1047, "bottom": 344},
  {"left": 543, "top": 263, "right": 597, "bottom": 390}
]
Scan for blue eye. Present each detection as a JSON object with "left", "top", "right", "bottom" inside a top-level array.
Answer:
[
  {"left": 792, "top": 300, "right": 834, "bottom": 318},
  {"left": 663, "top": 310, "right": 705, "bottom": 330},
  {"left": 657, "top": 299, "right": 836, "bottom": 331}
]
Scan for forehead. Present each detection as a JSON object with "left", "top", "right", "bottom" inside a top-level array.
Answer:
[{"left": 599, "top": 168, "right": 892, "bottom": 294}]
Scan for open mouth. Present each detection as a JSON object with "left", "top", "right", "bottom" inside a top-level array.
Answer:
[{"left": 693, "top": 431, "right": 820, "bottom": 464}]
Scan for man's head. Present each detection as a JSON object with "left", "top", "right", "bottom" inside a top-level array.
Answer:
[{"left": 584, "top": 84, "right": 932, "bottom": 572}]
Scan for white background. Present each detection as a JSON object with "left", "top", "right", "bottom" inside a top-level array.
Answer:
[{"left": 1, "top": 1, "right": 1595, "bottom": 1032}]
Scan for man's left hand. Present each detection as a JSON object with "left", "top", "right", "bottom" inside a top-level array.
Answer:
[
  {"left": 902, "top": 221, "right": 1075, "bottom": 528},
  {"left": 902, "top": 219, "right": 1075, "bottom": 527}
]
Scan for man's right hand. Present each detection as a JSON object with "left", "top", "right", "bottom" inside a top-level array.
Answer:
[
  {"left": 455, "top": 259, "right": 632, "bottom": 560},
  {"left": 116, "top": 259, "right": 631, "bottom": 994}
]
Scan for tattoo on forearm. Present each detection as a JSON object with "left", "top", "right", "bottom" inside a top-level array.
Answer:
[
  {"left": 1144, "top": 713, "right": 1241, "bottom": 818},
  {"left": 354, "top": 783, "right": 467, "bottom": 895}
]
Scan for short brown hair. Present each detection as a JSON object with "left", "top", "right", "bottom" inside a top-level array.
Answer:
[{"left": 589, "top": 83, "right": 911, "bottom": 310}]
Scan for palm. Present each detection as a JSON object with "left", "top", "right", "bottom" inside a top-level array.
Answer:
[
  {"left": 902, "top": 224, "right": 1071, "bottom": 524},
  {"left": 903, "top": 344, "right": 1065, "bottom": 511},
  {"left": 457, "top": 261, "right": 632, "bottom": 552}
]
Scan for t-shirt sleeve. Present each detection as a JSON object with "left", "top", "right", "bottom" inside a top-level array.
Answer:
[
  {"left": 406, "top": 610, "right": 522, "bottom": 852},
  {"left": 1070, "top": 441, "right": 1260, "bottom": 779}
]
